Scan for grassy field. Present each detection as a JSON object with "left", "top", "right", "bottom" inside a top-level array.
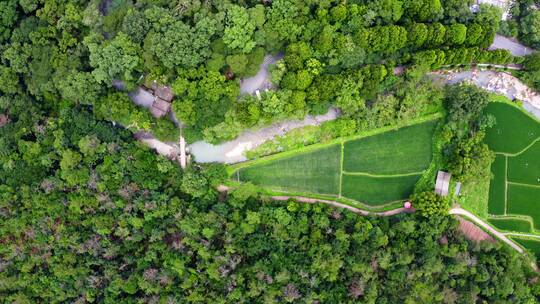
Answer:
[
  {"left": 459, "top": 167, "right": 491, "bottom": 219},
  {"left": 343, "top": 121, "right": 437, "bottom": 174},
  {"left": 483, "top": 101, "right": 540, "bottom": 254},
  {"left": 488, "top": 155, "right": 507, "bottom": 215},
  {"left": 232, "top": 119, "right": 438, "bottom": 208},
  {"left": 484, "top": 102, "right": 540, "bottom": 154},
  {"left": 341, "top": 173, "right": 422, "bottom": 205},
  {"left": 237, "top": 145, "right": 341, "bottom": 195},
  {"left": 488, "top": 217, "right": 532, "bottom": 233}
]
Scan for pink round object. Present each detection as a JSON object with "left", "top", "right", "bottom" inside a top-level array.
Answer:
[{"left": 404, "top": 201, "right": 412, "bottom": 209}]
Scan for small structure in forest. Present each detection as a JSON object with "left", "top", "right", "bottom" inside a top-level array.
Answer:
[
  {"left": 393, "top": 66, "right": 405, "bottom": 76},
  {"left": 0, "top": 114, "right": 9, "bottom": 127},
  {"left": 143, "top": 82, "right": 174, "bottom": 119},
  {"left": 435, "top": 171, "right": 451, "bottom": 197},
  {"left": 454, "top": 182, "right": 462, "bottom": 196}
]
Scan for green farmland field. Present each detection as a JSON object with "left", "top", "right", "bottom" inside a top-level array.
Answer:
[
  {"left": 341, "top": 173, "right": 421, "bottom": 205},
  {"left": 508, "top": 141, "right": 540, "bottom": 185},
  {"left": 238, "top": 145, "right": 341, "bottom": 195},
  {"left": 488, "top": 155, "right": 507, "bottom": 215},
  {"left": 488, "top": 218, "right": 532, "bottom": 233},
  {"left": 233, "top": 120, "right": 438, "bottom": 207},
  {"left": 484, "top": 102, "right": 540, "bottom": 154},
  {"left": 343, "top": 121, "right": 437, "bottom": 174},
  {"left": 511, "top": 237, "right": 540, "bottom": 259},
  {"left": 483, "top": 102, "right": 540, "bottom": 246},
  {"left": 507, "top": 184, "right": 540, "bottom": 230}
]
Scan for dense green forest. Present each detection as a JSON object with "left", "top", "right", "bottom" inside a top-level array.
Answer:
[
  {"left": 1, "top": 103, "right": 539, "bottom": 302},
  {"left": 501, "top": 0, "right": 540, "bottom": 92},
  {"left": 2, "top": 0, "right": 540, "bottom": 302},
  {"left": 0, "top": 0, "right": 516, "bottom": 142}
]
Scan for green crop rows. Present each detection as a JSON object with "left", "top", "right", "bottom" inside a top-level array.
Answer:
[
  {"left": 484, "top": 102, "right": 540, "bottom": 254},
  {"left": 341, "top": 173, "right": 422, "bottom": 205},
  {"left": 237, "top": 145, "right": 341, "bottom": 195},
  {"left": 234, "top": 120, "right": 438, "bottom": 207},
  {"left": 343, "top": 122, "right": 437, "bottom": 174}
]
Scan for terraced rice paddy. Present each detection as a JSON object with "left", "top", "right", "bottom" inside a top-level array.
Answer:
[
  {"left": 488, "top": 155, "right": 507, "bottom": 215},
  {"left": 343, "top": 122, "right": 435, "bottom": 174},
  {"left": 484, "top": 102, "right": 540, "bottom": 154},
  {"left": 484, "top": 102, "right": 540, "bottom": 254},
  {"left": 233, "top": 120, "right": 438, "bottom": 207},
  {"left": 511, "top": 237, "right": 540, "bottom": 259},
  {"left": 488, "top": 217, "right": 532, "bottom": 233},
  {"left": 237, "top": 145, "right": 341, "bottom": 195}
]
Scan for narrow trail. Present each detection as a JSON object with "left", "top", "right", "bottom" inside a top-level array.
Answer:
[
  {"left": 504, "top": 233, "right": 540, "bottom": 239},
  {"left": 269, "top": 194, "right": 529, "bottom": 256},
  {"left": 270, "top": 195, "right": 413, "bottom": 216},
  {"left": 449, "top": 208, "right": 524, "bottom": 253}
]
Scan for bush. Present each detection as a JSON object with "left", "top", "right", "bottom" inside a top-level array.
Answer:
[{"left": 411, "top": 191, "right": 450, "bottom": 216}]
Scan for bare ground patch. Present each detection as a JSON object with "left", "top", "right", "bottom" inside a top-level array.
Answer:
[{"left": 458, "top": 217, "right": 496, "bottom": 243}]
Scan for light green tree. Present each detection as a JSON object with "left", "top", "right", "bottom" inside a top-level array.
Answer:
[
  {"left": 223, "top": 5, "right": 256, "bottom": 53},
  {"left": 85, "top": 32, "right": 141, "bottom": 84}
]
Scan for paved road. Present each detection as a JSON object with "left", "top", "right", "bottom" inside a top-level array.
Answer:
[{"left": 489, "top": 34, "right": 534, "bottom": 57}]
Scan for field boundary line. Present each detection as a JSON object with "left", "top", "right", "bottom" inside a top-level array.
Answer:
[
  {"left": 339, "top": 142, "right": 344, "bottom": 198},
  {"left": 256, "top": 187, "right": 404, "bottom": 211},
  {"left": 504, "top": 233, "right": 540, "bottom": 239},
  {"left": 507, "top": 181, "right": 540, "bottom": 189},
  {"left": 488, "top": 215, "right": 536, "bottom": 223},
  {"left": 227, "top": 113, "right": 442, "bottom": 175},
  {"left": 505, "top": 156, "right": 508, "bottom": 215},
  {"left": 341, "top": 171, "right": 424, "bottom": 178},
  {"left": 487, "top": 217, "right": 534, "bottom": 234},
  {"left": 489, "top": 214, "right": 533, "bottom": 219},
  {"left": 488, "top": 215, "right": 538, "bottom": 234},
  {"left": 494, "top": 136, "right": 540, "bottom": 157}
]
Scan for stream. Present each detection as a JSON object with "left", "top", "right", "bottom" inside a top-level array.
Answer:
[
  {"left": 189, "top": 108, "right": 341, "bottom": 163},
  {"left": 122, "top": 36, "right": 538, "bottom": 164}
]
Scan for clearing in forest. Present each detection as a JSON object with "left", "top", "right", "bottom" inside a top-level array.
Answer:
[
  {"left": 231, "top": 119, "right": 439, "bottom": 208},
  {"left": 484, "top": 102, "right": 540, "bottom": 254}
]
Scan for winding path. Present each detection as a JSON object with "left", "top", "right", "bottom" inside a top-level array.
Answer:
[
  {"left": 449, "top": 208, "right": 524, "bottom": 253},
  {"left": 269, "top": 195, "right": 521, "bottom": 251},
  {"left": 270, "top": 195, "right": 413, "bottom": 216},
  {"left": 268, "top": 194, "right": 530, "bottom": 256}
]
